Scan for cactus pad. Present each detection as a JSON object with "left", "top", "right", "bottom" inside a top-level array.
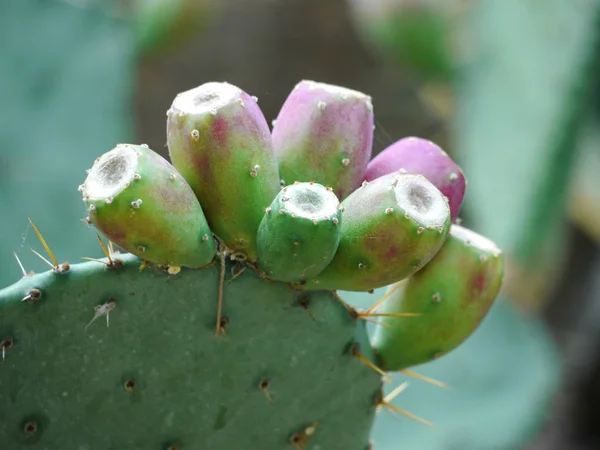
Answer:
[{"left": 0, "top": 254, "right": 381, "bottom": 449}]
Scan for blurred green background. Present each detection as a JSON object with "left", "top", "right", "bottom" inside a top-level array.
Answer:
[{"left": 2, "top": 0, "right": 600, "bottom": 448}]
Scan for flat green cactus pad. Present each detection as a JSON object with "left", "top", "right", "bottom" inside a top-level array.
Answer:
[{"left": 0, "top": 253, "right": 381, "bottom": 449}]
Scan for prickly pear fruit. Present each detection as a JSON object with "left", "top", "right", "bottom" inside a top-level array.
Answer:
[
  {"left": 80, "top": 144, "right": 215, "bottom": 268},
  {"left": 167, "top": 82, "right": 280, "bottom": 261},
  {"left": 257, "top": 182, "right": 342, "bottom": 282},
  {"left": 272, "top": 80, "right": 374, "bottom": 200},
  {"left": 302, "top": 173, "right": 451, "bottom": 292},
  {"left": 365, "top": 137, "right": 466, "bottom": 221},
  {"left": 372, "top": 225, "right": 504, "bottom": 371}
]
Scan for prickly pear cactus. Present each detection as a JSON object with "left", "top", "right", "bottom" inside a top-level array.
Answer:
[{"left": 0, "top": 81, "right": 504, "bottom": 449}]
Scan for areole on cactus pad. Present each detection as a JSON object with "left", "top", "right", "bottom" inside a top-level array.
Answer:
[{"left": 0, "top": 80, "right": 504, "bottom": 449}]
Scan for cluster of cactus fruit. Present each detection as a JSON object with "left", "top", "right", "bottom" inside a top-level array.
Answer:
[{"left": 0, "top": 80, "right": 503, "bottom": 449}]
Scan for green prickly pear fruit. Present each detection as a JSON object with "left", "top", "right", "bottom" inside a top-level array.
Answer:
[
  {"left": 302, "top": 172, "right": 451, "bottom": 292},
  {"left": 372, "top": 224, "right": 504, "bottom": 371},
  {"left": 257, "top": 182, "right": 342, "bottom": 282},
  {"left": 80, "top": 143, "right": 216, "bottom": 268},
  {"left": 166, "top": 82, "right": 280, "bottom": 261},
  {"left": 272, "top": 80, "right": 374, "bottom": 200}
]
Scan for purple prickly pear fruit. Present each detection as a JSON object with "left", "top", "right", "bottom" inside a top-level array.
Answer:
[
  {"left": 167, "top": 82, "right": 280, "bottom": 261},
  {"left": 272, "top": 80, "right": 374, "bottom": 200},
  {"left": 372, "top": 224, "right": 504, "bottom": 371},
  {"left": 365, "top": 137, "right": 466, "bottom": 221},
  {"left": 80, "top": 144, "right": 216, "bottom": 268},
  {"left": 301, "top": 173, "right": 451, "bottom": 292}
]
